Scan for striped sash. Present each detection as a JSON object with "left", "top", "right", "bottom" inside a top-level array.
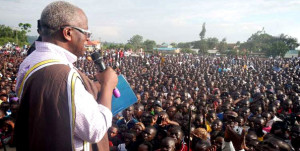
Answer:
[{"left": 17, "top": 60, "right": 90, "bottom": 151}]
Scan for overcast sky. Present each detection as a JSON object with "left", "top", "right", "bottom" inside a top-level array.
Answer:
[{"left": 0, "top": 0, "right": 299, "bottom": 44}]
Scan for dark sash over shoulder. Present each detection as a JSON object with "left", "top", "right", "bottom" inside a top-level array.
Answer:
[{"left": 16, "top": 60, "right": 109, "bottom": 151}]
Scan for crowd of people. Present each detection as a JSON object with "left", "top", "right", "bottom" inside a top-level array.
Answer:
[{"left": 0, "top": 47, "right": 300, "bottom": 151}]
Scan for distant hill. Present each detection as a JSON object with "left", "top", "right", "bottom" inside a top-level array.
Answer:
[{"left": 27, "top": 35, "right": 38, "bottom": 45}]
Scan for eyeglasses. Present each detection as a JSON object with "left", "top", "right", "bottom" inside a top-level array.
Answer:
[{"left": 61, "top": 25, "right": 92, "bottom": 39}]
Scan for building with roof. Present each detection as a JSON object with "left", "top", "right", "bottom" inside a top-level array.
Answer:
[
  {"left": 284, "top": 50, "right": 299, "bottom": 58},
  {"left": 154, "top": 47, "right": 180, "bottom": 53},
  {"left": 207, "top": 49, "right": 220, "bottom": 56},
  {"left": 154, "top": 43, "right": 180, "bottom": 53},
  {"left": 248, "top": 52, "right": 266, "bottom": 58},
  {"left": 85, "top": 40, "right": 101, "bottom": 51}
]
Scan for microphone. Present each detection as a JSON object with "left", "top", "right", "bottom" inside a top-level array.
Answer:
[{"left": 91, "top": 52, "right": 121, "bottom": 98}]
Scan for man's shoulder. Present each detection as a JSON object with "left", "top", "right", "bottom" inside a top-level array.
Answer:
[
  {"left": 116, "top": 118, "right": 125, "bottom": 125},
  {"left": 28, "top": 64, "right": 72, "bottom": 82},
  {"left": 39, "top": 64, "right": 71, "bottom": 73},
  {"left": 130, "top": 118, "right": 139, "bottom": 123}
]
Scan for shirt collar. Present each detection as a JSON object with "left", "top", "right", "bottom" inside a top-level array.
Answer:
[{"left": 35, "top": 41, "right": 78, "bottom": 63}]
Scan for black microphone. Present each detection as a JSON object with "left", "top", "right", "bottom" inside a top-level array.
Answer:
[{"left": 91, "top": 52, "right": 121, "bottom": 98}]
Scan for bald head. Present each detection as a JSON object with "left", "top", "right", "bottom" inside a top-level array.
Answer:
[
  {"left": 161, "top": 137, "right": 176, "bottom": 151},
  {"left": 40, "top": 1, "right": 85, "bottom": 37}
]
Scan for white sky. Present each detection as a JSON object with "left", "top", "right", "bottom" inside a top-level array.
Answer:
[{"left": 0, "top": 0, "right": 299, "bottom": 44}]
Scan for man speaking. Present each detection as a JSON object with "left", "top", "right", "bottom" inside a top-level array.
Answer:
[{"left": 15, "top": 1, "right": 117, "bottom": 151}]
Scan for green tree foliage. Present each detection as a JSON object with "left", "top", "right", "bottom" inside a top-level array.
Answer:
[
  {"left": 177, "top": 42, "right": 190, "bottom": 49},
  {"left": 218, "top": 38, "right": 228, "bottom": 53},
  {"left": 240, "top": 29, "right": 299, "bottom": 57},
  {"left": 278, "top": 34, "right": 299, "bottom": 50},
  {"left": 236, "top": 41, "right": 241, "bottom": 47},
  {"left": 199, "top": 22, "right": 206, "bottom": 40},
  {"left": 0, "top": 24, "right": 30, "bottom": 46},
  {"left": 143, "top": 39, "right": 156, "bottom": 51},
  {"left": 101, "top": 42, "right": 124, "bottom": 50},
  {"left": 18, "top": 23, "right": 32, "bottom": 32},
  {"left": 0, "top": 37, "right": 15, "bottom": 46},
  {"left": 192, "top": 40, "right": 201, "bottom": 49},
  {"left": 108, "top": 43, "right": 119, "bottom": 49},
  {"left": 266, "top": 38, "right": 289, "bottom": 57},
  {"left": 124, "top": 43, "right": 133, "bottom": 50},
  {"left": 199, "top": 39, "right": 208, "bottom": 55},
  {"left": 226, "top": 49, "right": 238, "bottom": 56},
  {"left": 127, "top": 35, "right": 143, "bottom": 51},
  {"left": 207, "top": 37, "right": 219, "bottom": 49},
  {"left": 241, "top": 29, "right": 273, "bottom": 53},
  {"left": 180, "top": 48, "right": 195, "bottom": 54},
  {"left": 170, "top": 42, "right": 177, "bottom": 48}
]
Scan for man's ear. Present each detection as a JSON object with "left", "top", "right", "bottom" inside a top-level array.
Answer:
[{"left": 62, "top": 27, "right": 72, "bottom": 41}]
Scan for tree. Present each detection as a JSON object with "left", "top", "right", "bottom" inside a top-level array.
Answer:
[
  {"left": 236, "top": 41, "right": 241, "bottom": 47},
  {"left": 124, "top": 43, "right": 133, "bottom": 50},
  {"left": 199, "top": 22, "right": 206, "bottom": 40},
  {"left": 18, "top": 23, "right": 32, "bottom": 32},
  {"left": 226, "top": 49, "right": 238, "bottom": 56},
  {"left": 239, "top": 29, "right": 273, "bottom": 54},
  {"left": 101, "top": 42, "right": 124, "bottom": 50},
  {"left": 206, "top": 37, "right": 219, "bottom": 49},
  {"left": 177, "top": 42, "right": 190, "bottom": 49},
  {"left": 170, "top": 42, "right": 177, "bottom": 48},
  {"left": 107, "top": 43, "right": 118, "bottom": 49},
  {"left": 0, "top": 24, "right": 29, "bottom": 46},
  {"left": 117, "top": 43, "right": 125, "bottom": 49},
  {"left": 192, "top": 40, "right": 201, "bottom": 49},
  {"left": 279, "top": 34, "right": 299, "bottom": 50},
  {"left": 180, "top": 48, "right": 195, "bottom": 54},
  {"left": 127, "top": 35, "right": 143, "bottom": 51},
  {"left": 241, "top": 30, "right": 299, "bottom": 57},
  {"left": 265, "top": 38, "right": 289, "bottom": 57},
  {"left": 218, "top": 38, "right": 228, "bottom": 53},
  {"left": 143, "top": 39, "right": 156, "bottom": 51},
  {"left": 240, "top": 29, "right": 299, "bottom": 57},
  {"left": 199, "top": 39, "right": 208, "bottom": 55}
]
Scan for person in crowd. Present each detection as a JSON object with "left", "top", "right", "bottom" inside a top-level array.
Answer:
[
  {"left": 1, "top": 33, "right": 300, "bottom": 151},
  {"left": 138, "top": 141, "right": 153, "bottom": 151},
  {"left": 157, "top": 137, "right": 176, "bottom": 151},
  {"left": 168, "top": 127, "right": 188, "bottom": 151},
  {"left": 108, "top": 125, "right": 122, "bottom": 148},
  {"left": 117, "top": 106, "right": 139, "bottom": 129},
  {"left": 117, "top": 131, "right": 138, "bottom": 151},
  {"left": 134, "top": 104, "right": 145, "bottom": 122},
  {"left": 291, "top": 125, "right": 300, "bottom": 151}
]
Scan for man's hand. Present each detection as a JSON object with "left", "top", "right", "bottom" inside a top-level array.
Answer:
[
  {"left": 95, "top": 67, "right": 118, "bottom": 91},
  {"left": 206, "top": 145, "right": 217, "bottom": 151},
  {"left": 95, "top": 67, "right": 118, "bottom": 110},
  {"left": 224, "top": 126, "right": 247, "bottom": 150},
  {"left": 159, "top": 114, "right": 179, "bottom": 126}
]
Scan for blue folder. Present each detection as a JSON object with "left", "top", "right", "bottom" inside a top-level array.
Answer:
[{"left": 111, "top": 75, "right": 137, "bottom": 116}]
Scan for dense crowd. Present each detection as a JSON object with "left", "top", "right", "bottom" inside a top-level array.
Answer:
[{"left": 0, "top": 47, "right": 300, "bottom": 151}]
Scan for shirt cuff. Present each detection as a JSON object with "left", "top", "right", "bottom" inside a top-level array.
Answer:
[{"left": 98, "top": 104, "right": 113, "bottom": 128}]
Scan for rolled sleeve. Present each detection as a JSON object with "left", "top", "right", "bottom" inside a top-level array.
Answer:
[
  {"left": 73, "top": 78, "right": 112, "bottom": 143},
  {"left": 97, "top": 104, "right": 113, "bottom": 129}
]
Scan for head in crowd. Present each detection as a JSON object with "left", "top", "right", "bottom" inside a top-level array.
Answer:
[
  {"left": 159, "top": 137, "right": 176, "bottom": 151},
  {"left": 142, "top": 126, "right": 157, "bottom": 142},
  {"left": 1, "top": 41, "right": 300, "bottom": 151}
]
